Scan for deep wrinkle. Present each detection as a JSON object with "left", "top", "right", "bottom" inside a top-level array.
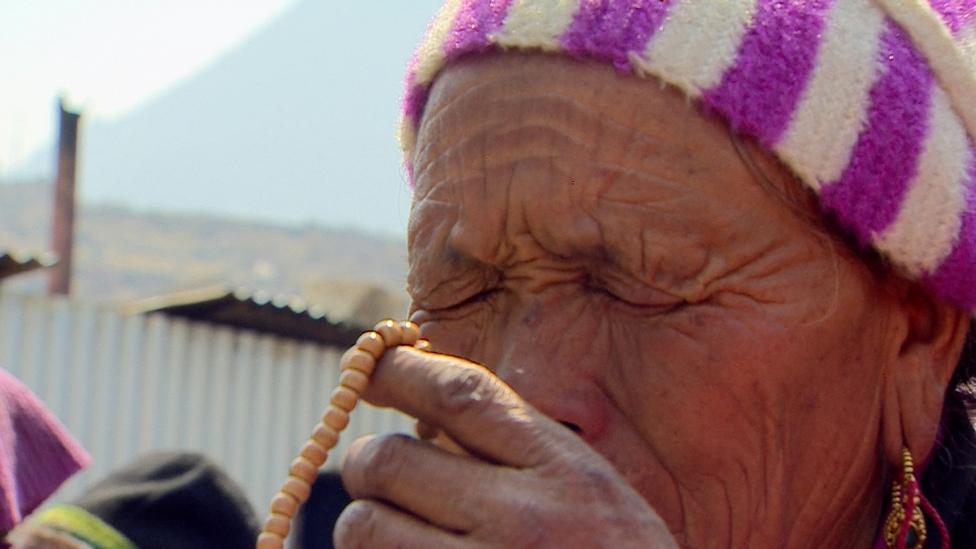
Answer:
[{"left": 407, "top": 54, "right": 903, "bottom": 548}]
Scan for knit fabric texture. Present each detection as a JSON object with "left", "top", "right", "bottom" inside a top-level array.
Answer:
[
  {"left": 0, "top": 368, "right": 89, "bottom": 534},
  {"left": 29, "top": 505, "right": 137, "bottom": 549},
  {"left": 401, "top": 0, "right": 976, "bottom": 313}
]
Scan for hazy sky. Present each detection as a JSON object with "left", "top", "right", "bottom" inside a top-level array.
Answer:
[
  {"left": 1, "top": 0, "right": 303, "bottom": 175},
  {"left": 1, "top": 1, "right": 445, "bottom": 236}
]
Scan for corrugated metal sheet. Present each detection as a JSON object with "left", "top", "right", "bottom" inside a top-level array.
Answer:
[
  {"left": 0, "top": 292, "right": 414, "bottom": 515},
  {"left": 0, "top": 250, "right": 58, "bottom": 280},
  {"left": 125, "top": 285, "right": 365, "bottom": 347}
]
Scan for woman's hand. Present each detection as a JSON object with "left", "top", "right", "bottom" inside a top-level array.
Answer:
[{"left": 335, "top": 347, "right": 678, "bottom": 549}]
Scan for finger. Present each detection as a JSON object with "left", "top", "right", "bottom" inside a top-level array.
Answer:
[
  {"left": 414, "top": 419, "right": 438, "bottom": 440},
  {"left": 361, "top": 347, "right": 568, "bottom": 467},
  {"left": 334, "top": 499, "right": 472, "bottom": 549},
  {"left": 414, "top": 419, "right": 469, "bottom": 457},
  {"left": 341, "top": 433, "right": 513, "bottom": 532}
]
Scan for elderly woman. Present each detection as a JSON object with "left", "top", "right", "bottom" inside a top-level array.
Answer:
[{"left": 311, "top": 1, "right": 976, "bottom": 548}]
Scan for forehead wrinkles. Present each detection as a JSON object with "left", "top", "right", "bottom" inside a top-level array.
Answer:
[
  {"left": 412, "top": 69, "right": 624, "bottom": 267},
  {"left": 409, "top": 55, "right": 815, "bottom": 297}
]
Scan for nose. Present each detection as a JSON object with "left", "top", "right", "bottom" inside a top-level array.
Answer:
[{"left": 490, "top": 304, "right": 610, "bottom": 442}]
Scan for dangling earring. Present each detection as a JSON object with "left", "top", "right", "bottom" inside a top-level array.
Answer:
[{"left": 883, "top": 448, "right": 927, "bottom": 549}]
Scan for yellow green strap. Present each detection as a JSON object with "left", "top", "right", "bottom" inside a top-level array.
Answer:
[{"left": 34, "top": 505, "right": 138, "bottom": 549}]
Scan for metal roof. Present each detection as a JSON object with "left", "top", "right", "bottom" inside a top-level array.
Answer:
[
  {"left": 0, "top": 250, "right": 58, "bottom": 280},
  {"left": 125, "top": 285, "right": 363, "bottom": 348},
  {"left": 303, "top": 280, "right": 408, "bottom": 330}
]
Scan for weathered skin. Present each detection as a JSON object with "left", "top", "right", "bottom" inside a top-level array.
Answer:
[{"left": 337, "top": 54, "right": 970, "bottom": 548}]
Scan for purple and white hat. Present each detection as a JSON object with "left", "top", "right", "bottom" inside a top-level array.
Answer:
[{"left": 401, "top": 0, "right": 976, "bottom": 312}]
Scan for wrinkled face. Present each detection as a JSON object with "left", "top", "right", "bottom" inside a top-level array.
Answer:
[{"left": 407, "top": 54, "right": 895, "bottom": 546}]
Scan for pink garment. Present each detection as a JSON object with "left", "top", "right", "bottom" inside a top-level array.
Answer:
[{"left": 0, "top": 368, "right": 88, "bottom": 533}]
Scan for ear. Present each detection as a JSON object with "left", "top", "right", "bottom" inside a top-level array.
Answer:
[{"left": 880, "top": 283, "right": 970, "bottom": 467}]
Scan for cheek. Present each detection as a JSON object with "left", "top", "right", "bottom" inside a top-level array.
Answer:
[
  {"left": 605, "top": 301, "right": 884, "bottom": 486},
  {"left": 605, "top": 307, "right": 762, "bottom": 457}
]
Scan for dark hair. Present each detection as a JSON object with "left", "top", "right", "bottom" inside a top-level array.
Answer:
[
  {"left": 949, "top": 326, "right": 976, "bottom": 408},
  {"left": 731, "top": 132, "right": 976, "bottom": 546},
  {"left": 923, "top": 325, "right": 976, "bottom": 546}
]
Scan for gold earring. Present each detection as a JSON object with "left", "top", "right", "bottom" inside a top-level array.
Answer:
[{"left": 883, "top": 448, "right": 927, "bottom": 549}]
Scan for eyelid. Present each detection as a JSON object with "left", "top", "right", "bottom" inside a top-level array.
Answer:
[
  {"left": 586, "top": 273, "right": 685, "bottom": 309},
  {"left": 416, "top": 265, "right": 504, "bottom": 311},
  {"left": 444, "top": 288, "right": 500, "bottom": 311},
  {"left": 415, "top": 286, "right": 502, "bottom": 314}
]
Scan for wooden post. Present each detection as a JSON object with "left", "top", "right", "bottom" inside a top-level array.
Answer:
[{"left": 47, "top": 98, "right": 80, "bottom": 296}]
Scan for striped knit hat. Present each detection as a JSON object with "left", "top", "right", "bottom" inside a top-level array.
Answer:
[{"left": 400, "top": 0, "right": 976, "bottom": 312}]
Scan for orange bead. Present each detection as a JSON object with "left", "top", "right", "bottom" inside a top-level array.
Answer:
[
  {"left": 270, "top": 492, "right": 299, "bottom": 518},
  {"left": 323, "top": 406, "right": 350, "bottom": 431},
  {"left": 300, "top": 440, "right": 329, "bottom": 465},
  {"left": 355, "top": 332, "right": 385, "bottom": 359},
  {"left": 257, "top": 532, "right": 284, "bottom": 549},
  {"left": 373, "top": 319, "right": 402, "bottom": 347},
  {"left": 311, "top": 423, "right": 339, "bottom": 449},
  {"left": 281, "top": 476, "right": 311, "bottom": 503},
  {"left": 264, "top": 513, "right": 291, "bottom": 537},
  {"left": 330, "top": 386, "right": 359, "bottom": 412},
  {"left": 340, "top": 348, "right": 376, "bottom": 376},
  {"left": 339, "top": 369, "right": 369, "bottom": 394},
  {"left": 415, "top": 339, "right": 432, "bottom": 351},
  {"left": 290, "top": 456, "right": 319, "bottom": 484},
  {"left": 399, "top": 321, "right": 421, "bottom": 346}
]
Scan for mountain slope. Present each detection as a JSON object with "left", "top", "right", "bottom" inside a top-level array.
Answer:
[
  {"left": 0, "top": 182, "right": 408, "bottom": 304},
  {"left": 22, "top": 1, "right": 440, "bottom": 236}
]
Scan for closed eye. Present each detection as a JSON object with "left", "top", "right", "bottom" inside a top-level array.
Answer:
[
  {"left": 420, "top": 287, "right": 503, "bottom": 315},
  {"left": 584, "top": 275, "right": 685, "bottom": 313}
]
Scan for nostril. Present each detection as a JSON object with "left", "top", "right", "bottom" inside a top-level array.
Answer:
[{"left": 560, "top": 421, "right": 582, "bottom": 435}]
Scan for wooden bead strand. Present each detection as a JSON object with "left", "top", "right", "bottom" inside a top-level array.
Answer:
[{"left": 256, "top": 320, "right": 423, "bottom": 549}]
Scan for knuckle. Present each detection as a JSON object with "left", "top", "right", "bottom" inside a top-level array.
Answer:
[
  {"left": 579, "top": 464, "right": 620, "bottom": 498},
  {"left": 333, "top": 501, "right": 379, "bottom": 549},
  {"left": 361, "top": 435, "right": 411, "bottom": 492},
  {"left": 434, "top": 367, "right": 501, "bottom": 416},
  {"left": 506, "top": 498, "right": 547, "bottom": 549}
]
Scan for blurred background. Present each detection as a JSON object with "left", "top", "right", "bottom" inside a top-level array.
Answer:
[
  {"left": 2, "top": 0, "right": 446, "bottom": 302},
  {"left": 0, "top": 0, "right": 443, "bottom": 523}
]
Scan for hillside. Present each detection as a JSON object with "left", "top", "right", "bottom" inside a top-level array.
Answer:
[
  {"left": 15, "top": 0, "right": 441, "bottom": 236},
  {"left": 0, "top": 182, "right": 409, "bottom": 307}
]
